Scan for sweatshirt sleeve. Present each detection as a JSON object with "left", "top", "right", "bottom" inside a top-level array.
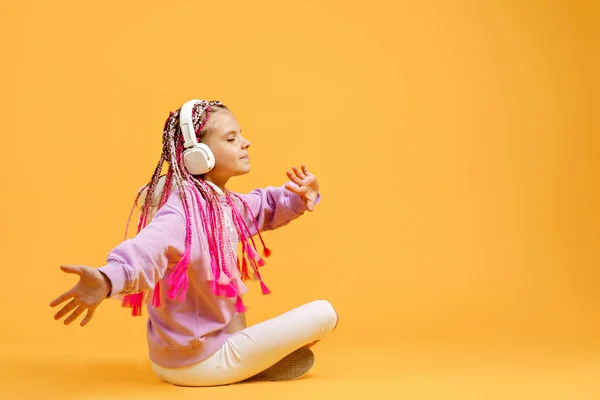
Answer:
[
  {"left": 97, "top": 192, "right": 187, "bottom": 298},
  {"left": 232, "top": 182, "right": 321, "bottom": 236}
]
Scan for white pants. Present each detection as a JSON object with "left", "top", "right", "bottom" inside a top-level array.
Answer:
[{"left": 150, "top": 300, "right": 338, "bottom": 386}]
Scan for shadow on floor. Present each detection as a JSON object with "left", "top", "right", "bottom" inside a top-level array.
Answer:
[
  {"left": 2, "top": 356, "right": 320, "bottom": 398},
  {"left": 3, "top": 357, "right": 159, "bottom": 398}
]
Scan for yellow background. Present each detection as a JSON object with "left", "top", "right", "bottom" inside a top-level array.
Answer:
[{"left": 1, "top": 0, "right": 599, "bottom": 398}]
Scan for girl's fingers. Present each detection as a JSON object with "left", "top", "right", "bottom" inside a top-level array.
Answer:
[
  {"left": 50, "top": 266, "right": 83, "bottom": 307},
  {"left": 80, "top": 308, "right": 95, "bottom": 327},
  {"left": 301, "top": 164, "right": 311, "bottom": 176},
  {"left": 54, "top": 299, "right": 77, "bottom": 320},
  {"left": 286, "top": 170, "right": 303, "bottom": 186},
  {"left": 60, "top": 265, "right": 82, "bottom": 276},
  {"left": 50, "top": 290, "right": 73, "bottom": 307},
  {"left": 306, "top": 199, "right": 314, "bottom": 212},
  {"left": 293, "top": 166, "right": 306, "bottom": 179},
  {"left": 285, "top": 183, "right": 301, "bottom": 195},
  {"left": 64, "top": 305, "right": 85, "bottom": 325}
]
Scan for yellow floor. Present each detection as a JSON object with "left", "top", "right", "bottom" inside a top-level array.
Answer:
[{"left": 2, "top": 341, "right": 600, "bottom": 400}]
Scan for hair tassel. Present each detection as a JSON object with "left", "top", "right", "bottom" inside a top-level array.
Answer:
[
  {"left": 225, "top": 283, "right": 238, "bottom": 297},
  {"left": 152, "top": 281, "right": 161, "bottom": 308},
  {"left": 260, "top": 280, "right": 271, "bottom": 295},
  {"left": 246, "top": 244, "right": 258, "bottom": 260},
  {"left": 122, "top": 292, "right": 144, "bottom": 316},
  {"left": 262, "top": 247, "right": 272, "bottom": 258},
  {"left": 240, "top": 256, "right": 250, "bottom": 281},
  {"left": 166, "top": 244, "right": 191, "bottom": 301},
  {"left": 236, "top": 295, "right": 247, "bottom": 312},
  {"left": 217, "top": 271, "right": 231, "bottom": 286}
]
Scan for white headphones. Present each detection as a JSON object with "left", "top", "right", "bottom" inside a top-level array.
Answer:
[{"left": 179, "top": 99, "right": 217, "bottom": 175}]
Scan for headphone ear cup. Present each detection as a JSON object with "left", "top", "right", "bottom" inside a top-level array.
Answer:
[{"left": 183, "top": 143, "right": 215, "bottom": 175}]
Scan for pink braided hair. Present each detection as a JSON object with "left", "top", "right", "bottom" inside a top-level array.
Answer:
[{"left": 119, "top": 102, "right": 271, "bottom": 316}]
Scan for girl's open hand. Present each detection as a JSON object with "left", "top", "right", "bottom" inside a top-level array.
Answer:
[
  {"left": 49, "top": 265, "right": 112, "bottom": 327},
  {"left": 285, "top": 164, "right": 320, "bottom": 212}
]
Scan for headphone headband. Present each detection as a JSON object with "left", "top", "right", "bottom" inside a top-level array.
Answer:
[{"left": 180, "top": 99, "right": 222, "bottom": 149}]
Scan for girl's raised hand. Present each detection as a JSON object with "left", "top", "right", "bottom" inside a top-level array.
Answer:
[
  {"left": 49, "top": 265, "right": 112, "bottom": 327},
  {"left": 285, "top": 164, "right": 320, "bottom": 212}
]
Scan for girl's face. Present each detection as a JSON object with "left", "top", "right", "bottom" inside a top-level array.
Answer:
[{"left": 200, "top": 110, "right": 252, "bottom": 181}]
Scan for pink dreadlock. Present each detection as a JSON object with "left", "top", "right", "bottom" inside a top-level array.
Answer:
[{"left": 120, "top": 102, "right": 272, "bottom": 316}]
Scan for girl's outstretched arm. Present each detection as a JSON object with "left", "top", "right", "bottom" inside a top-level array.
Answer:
[
  {"left": 231, "top": 164, "right": 321, "bottom": 236},
  {"left": 50, "top": 187, "right": 187, "bottom": 326}
]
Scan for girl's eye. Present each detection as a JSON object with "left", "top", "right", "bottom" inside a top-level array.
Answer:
[{"left": 227, "top": 138, "right": 235, "bottom": 142}]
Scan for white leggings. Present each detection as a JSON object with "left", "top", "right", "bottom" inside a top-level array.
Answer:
[{"left": 150, "top": 300, "right": 338, "bottom": 386}]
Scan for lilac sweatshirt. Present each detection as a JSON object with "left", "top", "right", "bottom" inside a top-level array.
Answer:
[{"left": 98, "top": 182, "right": 318, "bottom": 368}]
